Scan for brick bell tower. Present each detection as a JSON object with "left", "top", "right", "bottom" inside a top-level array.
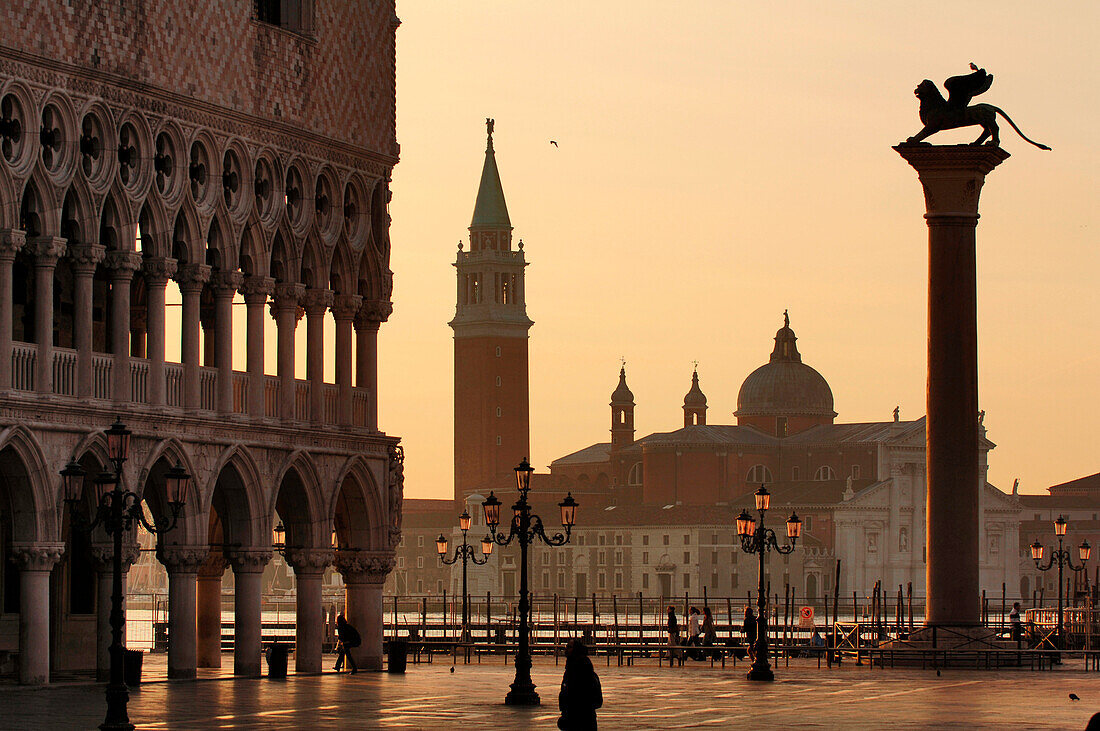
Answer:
[{"left": 450, "top": 119, "right": 533, "bottom": 510}]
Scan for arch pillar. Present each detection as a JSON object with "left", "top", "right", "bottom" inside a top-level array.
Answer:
[
  {"left": 331, "top": 294, "right": 361, "bottom": 427},
  {"left": 196, "top": 551, "right": 227, "bottom": 668},
  {"left": 334, "top": 551, "right": 394, "bottom": 671},
  {"left": 210, "top": 271, "right": 242, "bottom": 415},
  {"left": 227, "top": 549, "right": 271, "bottom": 677},
  {"left": 0, "top": 230, "right": 26, "bottom": 392},
  {"left": 271, "top": 283, "right": 304, "bottom": 421},
  {"left": 355, "top": 300, "right": 391, "bottom": 431},
  {"left": 285, "top": 548, "right": 333, "bottom": 674},
  {"left": 142, "top": 257, "right": 177, "bottom": 407},
  {"left": 104, "top": 251, "right": 143, "bottom": 402},
  {"left": 28, "top": 236, "right": 66, "bottom": 395},
  {"left": 175, "top": 265, "right": 211, "bottom": 410},
  {"left": 10, "top": 543, "right": 65, "bottom": 684},
  {"left": 301, "top": 289, "right": 333, "bottom": 425},
  {"left": 90, "top": 542, "right": 141, "bottom": 682},
  {"left": 67, "top": 244, "right": 107, "bottom": 399},
  {"left": 158, "top": 545, "right": 208, "bottom": 679},
  {"left": 240, "top": 276, "right": 275, "bottom": 419}
]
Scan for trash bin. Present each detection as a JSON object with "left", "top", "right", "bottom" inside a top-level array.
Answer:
[
  {"left": 387, "top": 640, "right": 407, "bottom": 674},
  {"left": 266, "top": 644, "right": 289, "bottom": 679},
  {"left": 123, "top": 649, "right": 144, "bottom": 687}
]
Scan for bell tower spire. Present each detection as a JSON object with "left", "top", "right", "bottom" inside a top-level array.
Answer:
[{"left": 451, "top": 120, "right": 533, "bottom": 510}]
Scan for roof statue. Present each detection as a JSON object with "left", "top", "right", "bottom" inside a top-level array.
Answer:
[
  {"left": 901, "top": 64, "right": 1051, "bottom": 150},
  {"left": 783, "top": 309, "right": 789, "bottom": 328}
]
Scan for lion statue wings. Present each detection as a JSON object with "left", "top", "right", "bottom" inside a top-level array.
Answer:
[{"left": 903, "top": 64, "right": 1051, "bottom": 150}]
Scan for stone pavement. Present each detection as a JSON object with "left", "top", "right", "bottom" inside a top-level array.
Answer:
[{"left": 2, "top": 656, "right": 1097, "bottom": 729}]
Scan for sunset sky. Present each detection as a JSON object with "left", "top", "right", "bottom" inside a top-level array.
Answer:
[{"left": 373, "top": 1, "right": 1098, "bottom": 501}]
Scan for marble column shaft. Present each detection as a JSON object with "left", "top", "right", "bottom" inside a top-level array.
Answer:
[
  {"left": 91, "top": 542, "right": 140, "bottom": 682},
  {"left": 143, "top": 257, "right": 177, "bottom": 407},
  {"left": 176, "top": 265, "right": 210, "bottom": 410},
  {"left": 302, "top": 288, "right": 333, "bottom": 425},
  {"left": 211, "top": 271, "right": 242, "bottom": 414},
  {"left": 160, "top": 546, "right": 208, "bottom": 679},
  {"left": 28, "top": 237, "right": 65, "bottom": 394},
  {"left": 286, "top": 549, "right": 333, "bottom": 674},
  {"left": 10, "top": 543, "right": 64, "bottom": 685},
  {"left": 105, "top": 250, "right": 143, "bottom": 402},
  {"left": 67, "top": 244, "right": 106, "bottom": 399},
  {"left": 196, "top": 552, "right": 227, "bottom": 668},
  {"left": 0, "top": 230, "right": 26, "bottom": 391},
  {"left": 355, "top": 300, "right": 391, "bottom": 431},
  {"left": 335, "top": 551, "right": 394, "bottom": 671},
  {"left": 228, "top": 550, "right": 271, "bottom": 677},
  {"left": 241, "top": 277, "right": 275, "bottom": 419},
  {"left": 331, "top": 295, "right": 361, "bottom": 426},
  {"left": 271, "top": 283, "right": 304, "bottom": 421}
]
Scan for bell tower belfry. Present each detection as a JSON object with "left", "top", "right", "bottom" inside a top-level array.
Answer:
[{"left": 450, "top": 119, "right": 533, "bottom": 509}]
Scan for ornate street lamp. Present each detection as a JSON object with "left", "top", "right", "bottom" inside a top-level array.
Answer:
[
  {"left": 483, "top": 458, "right": 578, "bottom": 705},
  {"left": 1032, "top": 515, "right": 1090, "bottom": 652},
  {"left": 437, "top": 510, "right": 492, "bottom": 641},
  {"left": 736, "top": 485, "right": 801, "bottom": 681},
  {"left": 63, "top": 420, "right": 189, "bottom": 731}
]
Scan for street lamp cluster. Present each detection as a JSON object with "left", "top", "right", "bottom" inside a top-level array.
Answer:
[
  {"left": 736, "top": 486, "right": 802, "bottom": 682},
  {"left": 61, "top": 419, "right": 190, "bottom": 731},
  {"left": 436, "top": 510, "right": 493, "bottom": 640},
  {"left": 1031, "top": 515, "right": 1091, "bottom": 651}
]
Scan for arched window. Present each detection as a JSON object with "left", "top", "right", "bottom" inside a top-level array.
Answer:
[
  {"left": 746, "top": 464, "right": 773, "bottom": 484},
  {"left": 814, "top": 466, "right": 835, "bottom": 481},
  {"left": 628, "top": 462, "right": 643, "bottom": 486}
]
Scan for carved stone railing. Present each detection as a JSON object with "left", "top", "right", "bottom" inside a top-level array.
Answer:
[{"left": 12, "top": 342, "right": 35, "bottom": 391}]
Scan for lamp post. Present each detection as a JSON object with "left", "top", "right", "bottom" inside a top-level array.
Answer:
[
  {"left": 736, "top": 485, "right": 801, "bottom": 681},
  {"left": 437, "top": 510, "right": 493, "bottom": 641},
  {"left": 1031, "top": 515, "right": 1091, "bottom": 652},
  {"left": 483, "top": 458, "right": 578, "bottom": 706},
  {"left": 61, "top": 419, "right": 189, "bottom": 731}
]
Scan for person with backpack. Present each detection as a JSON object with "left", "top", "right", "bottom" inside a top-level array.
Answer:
[
  {"left": 558, "top": 640, "right": 603, "bottom": 730},
  {"left": 335, "top": 613, "right": 361, "bottom": 674}
]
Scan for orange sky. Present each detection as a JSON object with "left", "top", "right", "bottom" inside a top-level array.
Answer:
[{"left": 374, "top": 1, "right": 1098, "bottom": 501}]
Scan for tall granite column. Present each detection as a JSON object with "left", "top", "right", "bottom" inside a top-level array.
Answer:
[
  {"left": 10, "top": 543, "right": 64, "bottom": 684},
  {"left": 91, "top": 542, "right": 141, "bottom": 682},
  {"left": 895, "top": 144, "right": 1009, "bottom": 626},
  {"left": 159, "top": 546, "right": 208, "bottom": 679},
  {"left": 335, "top": 551, "right": 394, "bottom": 671},
  {"left": 286, "top": 548, "right": 333, "bottom": 674},
  {"left": 196, "top": 551, "right": 227, "bottom": 668},
  {"left": 0, "top": 230, "right": 26, "bottom": 392},
  {"left": 68, "top": 244, "right": 106, "bottom": 399},
  {"left": 227, "top": 550, "right": 270, "bottom": 677}
]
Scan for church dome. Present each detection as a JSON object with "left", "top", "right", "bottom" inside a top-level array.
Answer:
[
  {"left": 683, "top": 368, "right": 707, "bottom": 407},
  {"left": 735, "top": 313, "right": 835, "bottom": 420},
  {"left": 611, "top": 365, "right": 634, "bottom": 404}
]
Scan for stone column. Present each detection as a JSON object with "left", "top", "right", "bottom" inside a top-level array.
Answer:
[
  {"left": 331, "top": 295, "right": 361, "bottom": 427},
  {"left": 286, "top": 548, "right": 333, "bottom": 674},
  {"left": 0, "top": 230, "right": 26, "bottom": 392},
  {"left": 355, "top": 300, "right": 391, "bottom": 431},
  {"left": 895, "top": 144, "right": 1009, "bottom": 626},
  {"left": 28, "top": 236, "right": 66, "bottom": 394},
  {"left": 67, "top": 244, "right": 106, "bottom": 399},
  {"left": 227, "top": 550, "right": 270, "bottom": 677},
  {"left": 196, "top": 551, "right": 227, "bottom": 668},
  {"left": 271, "top": 283, "right": 304, "bottom": 421},
  {"left": 159, "top": 546, "right": 208, "bottom": 679},
  {"left": 240, "top": 276, "right": 275, "bottom": 420},
  {"left": 175, "top": 264, "right": 210, "bottom": 410},
  {"left": 142, "top": 257, "right": 176, "bottom": 407},
  {"left": 301, "top": 288, "right": 333, "bottom": 425},
  {"left": 334, "top": 551, "right": 394, "bottom": 671},
  {"left": 104, "top": 250, "right": 143, "bottom": 402},
  {"left": 90, "top": 542, "right": 141, "bottom": 682},
  {"left": 210, "top": 271, "right": 242, "bottom": 415},
  {"left": 10, "top": 543, "right": 64, "bottom": 684}
]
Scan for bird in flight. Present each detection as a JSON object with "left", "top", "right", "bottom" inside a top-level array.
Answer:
[{"left": 549, "top": 140, "right": 558, "bottom": 147}]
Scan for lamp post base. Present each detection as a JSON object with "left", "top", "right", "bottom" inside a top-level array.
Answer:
[
  {"left": 505, "top": 681, "right": 541, "bottom": 706},
  {"left": 100, "top": 680, "right": 134, "bottom": 731},
  {"left": 746, "top": 663, "right": 774, "bottom": 682}
]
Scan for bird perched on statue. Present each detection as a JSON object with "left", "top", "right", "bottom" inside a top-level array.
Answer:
[
  {"left": 1070, "top": 693, "right": 1080, "bottom": 701},
  {"left": 550, "top": 140, "right": 558, "bottom": 147}
]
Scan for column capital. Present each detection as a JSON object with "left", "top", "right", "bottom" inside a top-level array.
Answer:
[
  {"left": 300, "top": 288, "right": 334, "bottom": 316},
  {"left": 26, "top": 236, "right": 66, "bottom": 264},
  {"left": 68, "top": 243, "right": 107, "bottom": 274},
  {"left": 159, "top": 545, "right": 211, "bottom": 574},
  {"left": 893, "top": 144, "right": 1010, "bottom": 218},
  {"left": 103, "top": 250, "right": 143, "bottom": 276},
  {"left": 285, "top": 548, "right": 334, "bottom": 575},
  {"left": 239, "top": 275, "right": 276, "bottom": 305},
  {"left": 89, "top": 542, "right": 142, "bottom": 572},
  {"left": 227, "top": 549, "right": 272, "bottom": 574},
  {"left": 9, "top": 542, "right": 65, "bottom": 571},
  {"left": 272, "top": 282, "right": 305, "bottom": 307},
  {"left": 209, "top": 269, "right": 243, "bottom": 296},
  {"left": 356, "top": 299, "right": 393, "bottom": 328},
  {"left": 142, "top": 256, "right": 178, "bottom": 285},
  {"left": 333, "top": 550, "right": 395, "bottom": 584},
  {"left": 175, "top": 263, "right": 212, "bottom": 293},
  {"left": 331, "top": 294, "right": 363, "bottom": 321},
  {"left": 197, "top": 550, "right": 228, "bottom": 579},
  {"left": 0, "top": 229, "right": 26, "bottom": 259}
]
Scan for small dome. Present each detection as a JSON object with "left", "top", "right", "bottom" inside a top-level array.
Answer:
[
  {"left": 683, "top": 368, "right": 707, "bottom": 407},
  {"left": 611, "top": 366, "right": 634, "bottom": 404},
  {"left": 735, "top": 314, "right": 835, "bottom": 420}
]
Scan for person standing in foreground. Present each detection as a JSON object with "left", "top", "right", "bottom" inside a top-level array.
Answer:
[
  {"left": 335, "top": 613, "right": 361, "bottom": 674},
  {"left": 1009, "top": 601, "right": 1022, "bottom": 642},
  {"left": 558, "top": 641, "right": 603, "bottom": 730},
  {"left": 743, "top": 606, "right": 757, "bottom": 662},
  {"left": 667, "top": 606, "right": 680, "bottom": 660}
]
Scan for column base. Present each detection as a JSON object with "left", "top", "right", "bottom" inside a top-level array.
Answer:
[
  {"left": 505, "top": 683, "right": 541, "bottom": 706},
  {"left": 167, "top": 667, "right": 197, "bottom": 680},
  {"left": 746, "top": 665, "right": 775, "bottom": 682}
]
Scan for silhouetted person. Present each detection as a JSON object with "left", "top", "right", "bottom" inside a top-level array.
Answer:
[
  {"left": 743, "top": 606, "right": 757, "bottom": 661},
  {"left": 701, "top": 607, "right": 718, "bottom": 659},
  {"left": 667, "top": 606, "right": 680, "bottom": 659},
  {"left": 335, "top": 613, "right": 361, "bottom": 674},
  {"left": 1086, "top": 712, "right": 1100, "bottom": 731},
  {"left": 1009, "top": 601, "right": 1022, "bottom": 641},
  {"left": 558, "top": 640, "right": 602, "bottom": 730}
]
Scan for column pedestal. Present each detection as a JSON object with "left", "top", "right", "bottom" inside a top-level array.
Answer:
[
  {"left": 10, "top": 544, "right": 64, "bottom": 685},
  {"left": 895, "top": 143, "right": 1009, "bottom": 626},
  {"left": 335, "top": 551, "right": 394, "bottom": 671},
  {"left": 228, "top": 550, "right": 271, "bottom": 677}
]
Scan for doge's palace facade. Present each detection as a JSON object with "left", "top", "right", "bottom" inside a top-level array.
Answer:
[{"left": 0, "top": 2, "right": 401, "bottom": 683}]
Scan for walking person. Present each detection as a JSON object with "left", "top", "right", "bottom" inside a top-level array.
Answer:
[
  {"left": 743, "top": 606, "right": 757, "bottom": 662},
  {"left": 701, "top": 606, "right": 718, "bottom": 659},
  {"left": 334, "top": 613, "right": 361, "bottom": 674},
  {"left": 687, "top": 606, "right": 702, "bottom": 660},
  {"left": 557, "top": 640, "right": 603, "bottom": 730},
  {"left": 667, "top": 606, "right": 680, "bottom": 661},
  {"left": 1009, "top": 601, "right": 1022, "bottom": 642}
]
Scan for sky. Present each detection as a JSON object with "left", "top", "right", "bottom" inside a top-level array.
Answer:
[{"left": 372, "top": 1, "right": 1098, "bottom": 501}]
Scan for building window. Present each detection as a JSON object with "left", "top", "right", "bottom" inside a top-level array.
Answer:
[
  {"left": 663, "top": 534, "right": 670, "bottom": 546},
  {"left": 399, "top": 536, "right": 406, "bottom": 547},
  {"left": 437, "top": 580, "right": 444, "bottom": 594},
  {"left": 711, "top": 532, "right": 718, "bottom": 545},
  {"left": 577, "top": 535, "right": 585, "bottom": 546},
  {"left": 542, "top": 552, "right": 550, "bottom": 565},
  {"left": 643, "top": 535, "right": 649, "bottom": 546},
  {"left": 397, "top": 557, "right": 405, "bottom": 569},
  {"left": 496, "top": 346, "right": 501, "bottom": 357},
  {"left": 628, "top": 462, "right": 643, "bottom": 486},
  {"left": 496, "top": 407, "right": 502, "bottom": 417},
  {"left": 683, "top": 551, "right": 691, "bottom": 564},
  {"left": 615, "top": 534, "right": 623, "bottom": 546},
  {"left": 642, "top": 574, "right": 650, "bottom": 589},
  {"left": 543, "top": 572, "right": 550, "bottom": 589},
  {"left": 731, "top": 572, "right": 738, "bottom": 588},
  {"left": 683, "top": 534, "right": 690, "bottom": 545},
  {"left": 615, "top": 551, "right": 623, "bottom": 565},
  {"left": 417, "top": 535, "right": 424, "bottom": 547},
  {"left": 792, "top": 466, "right": 800, "bottom": 480},
  {"left": 711, "top": 551, "right": 718, "bottom": 564},
  {"left": 814, "top": 465, "right": 836, "bottom": 481},
  {"left": 642, "top": 551, "right": 649, "bottom": 564},
  {"left": 598, "top": 573, "right": 606, "bottom": 589},
  {"left": 416, "top": 557, "right": 424, "bottom": 569},
  {"left": 711, "top": 572, "right": 719, "bottom": 589},
  {"left": 598, "top": 550, "right": 606, "bottom": 565},
  {"left": 776, "top": 416, "right": 788, "bottom": 437},
  {"left": 683, "top": 574, "right": 690, "bottom": 589},
  {"left": 417, "top": 580, "right": 424, "bottom": 593},
  {"left": 496, "top": 376, "right": 502, "bottom": 386},
  {"left": 615, "top": 573, "right": 623, "bottom": 589},
  {"left": 804, "top": 515, "right": 813, "bottom": 532},
  {"left": 496, "top": 436, "right": 502, "bottom": 446},
  {"left": 253, "top": 0, "right": 313, "bottom": 33},
  {"left": 599, "top": 535, "right": 606, "bottom": 546},
  {"left": 558, "top": 573, "right": 565, "bottom": 589},
  {"left": 731, "top": 551, "right": 737, "bottom": 564},
  {"left": 558, "top": 553, "right": 566, "bottom": 565},
  {"left": 851, "top": 464, "right": 861, "bottom": 480},
  {"left": 747, "top": 464, "right": 773, "bottom": 484}
]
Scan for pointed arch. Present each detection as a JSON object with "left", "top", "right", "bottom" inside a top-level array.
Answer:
[
  {"left": 137, "top": 199, "right": 172, "bottom": 258},
  {"left": 271, "top": 450, "right": 324, "bottom": 549},
  {"left": 0, "top": 172, "right": 16, "bottom": 230},
  {"left": 329, "top": 455, "right": 386, "bottom": 551},
  {"left": 300, "top": 230, "right": 330, "bottom": 290},
  {"left": 60, "top": 176, "right": 96, "bottom": 246},
  {"left": 328, "top": 237, "right": 358, "bottom": 295},
  {"left": 268, "top": 220, "right": 300, "bottom": 284},
  {"left": 100, "top": 189, "right": 137, "bottom": 252},
  {"left": 356, "top": 243, "right": 384, "bottom": 301},
  {"left": 19, "top": 166, "right": 60, "bottom": 238},
  {"left": 202, "top": 444, "right": 265, "bottom": 548},
  {"left": 0, "top": 425, "right": 56, "bottom": 542},
  {"left": 136, "top": 437, "right": 202, "bottom": 545},
  {"left": 171, "top": 200, "right": 203, "bottom": 265},
  {"left": 239, "top": 210, "right": 271, "bottom": 278},
  {"left": 204, "top": 211, "right": 238, "bottom": 271}
]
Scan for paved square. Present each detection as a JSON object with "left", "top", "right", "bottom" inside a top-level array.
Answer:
[{"left": 2, "top": 656, "right": 1096, "bottom": 729}]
